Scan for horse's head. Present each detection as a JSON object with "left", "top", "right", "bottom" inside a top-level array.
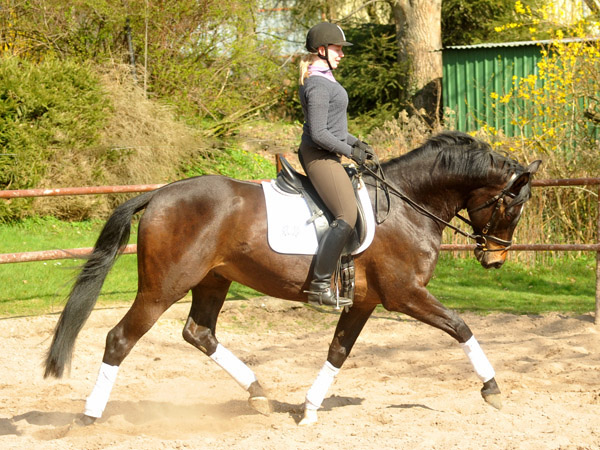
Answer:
[
  {"left": 467, "top": 160, "right": 542, "bottom": 269},
  {"left": 377, "top": 132, "right": 542, "bottom": 269}
]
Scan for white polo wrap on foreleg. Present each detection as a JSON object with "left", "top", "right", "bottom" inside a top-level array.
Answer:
[
  {"left": 210, "top": 343, "right": 258, "bottom": 390},
  {"left": 305, "top": 361, "right": 340, "bottom": 411},
  {"left": 460, "top": 336, "right": 495, "bottom": 382},
  {"left": 84, "top": 362, "right": 119, "bottom": 418}
]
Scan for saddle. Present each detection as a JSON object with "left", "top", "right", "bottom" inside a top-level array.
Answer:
[
  {"left": 274, "top": 156, "right": 368, "bottom": 255},
  {"left": 266, "top": 156, "right": 374, "bottom": 302}
]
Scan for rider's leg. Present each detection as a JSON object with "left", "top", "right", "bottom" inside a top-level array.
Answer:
[
  {"left": 306, "top": 219, "right": 353, "bottom": 306},
  {"left": 300, "top": 150, "right": 357, "bottom": 307}
]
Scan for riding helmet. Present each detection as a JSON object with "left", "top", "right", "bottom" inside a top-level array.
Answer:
[{"left": 305, "top": 22, "right": 353, "bottom": 53}]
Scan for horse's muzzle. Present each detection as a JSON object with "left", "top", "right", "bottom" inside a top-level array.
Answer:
[{"left": 475, "top": 246, "right": 507, "bottom": 269}]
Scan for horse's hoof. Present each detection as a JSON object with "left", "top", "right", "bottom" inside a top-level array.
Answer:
[
  {"left": 298, "top": 408, "right": 318, "bottom": 426},
  {"left": 481, "top": 378, "right": 502, "bottom": 409},
  {"left": 71, "top": 414, "right": 97, "bottom": 427},
  {"left": 482, "top": 393, "right": 503, "bottom": 410},
  {"left": 248, "top": 396, "right": 272, "bottom": 416}
]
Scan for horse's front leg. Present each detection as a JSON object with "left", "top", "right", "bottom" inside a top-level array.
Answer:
[
  {"left": 386, "top": 284, "right": 502, "bottom": 410},
  {"left": 300, "top": 304, "right": 376, "bottom": 426}
]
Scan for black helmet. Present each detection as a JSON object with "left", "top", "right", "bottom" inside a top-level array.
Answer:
[{"left": 305, "top": 22, "right": 353, "bottom": 53}]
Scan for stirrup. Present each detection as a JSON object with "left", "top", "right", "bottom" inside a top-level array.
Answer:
[{"left": 304, "top": 287, "right": 353, "bottom": 309}]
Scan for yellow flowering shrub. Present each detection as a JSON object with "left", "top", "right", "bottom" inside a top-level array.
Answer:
[
  {"left": 491, "top": 3, "right": 598, "bottom": 152},
  {"left": 483, "top": 1, "right": 600, "bottom": 250}
]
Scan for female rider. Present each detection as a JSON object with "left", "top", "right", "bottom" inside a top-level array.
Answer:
[{"left": 298, "top": 22, "right": 374, "bottom": 308}]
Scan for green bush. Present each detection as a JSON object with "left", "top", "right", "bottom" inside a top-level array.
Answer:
[
  {"left": 0, "top": 56, "right": 108, "bottom": 221},
  {"left": 0, "top": 56, "right": 280, "bottom": 223}
]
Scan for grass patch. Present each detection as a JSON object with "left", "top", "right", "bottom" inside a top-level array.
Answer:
[
  {"left": 428, "top": 254, "right": 596, "bottom": 315},
  {"left": 0, "top": 217, "right": 260, "bottom": 317},
  {"left": 0, "top": 218, "right": 596, "bottom": 318}
]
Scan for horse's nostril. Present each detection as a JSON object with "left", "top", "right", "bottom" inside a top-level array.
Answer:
[{"left": 475, "top": 250, "right": 484, "bottom": 262}]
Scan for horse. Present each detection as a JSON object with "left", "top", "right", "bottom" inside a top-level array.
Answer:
[{"left": 43, "top": 131, "right": 541, "bottom": 426}]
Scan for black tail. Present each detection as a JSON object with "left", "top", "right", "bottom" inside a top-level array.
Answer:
[{"left": 44, "top": 190, "right": 156, "bottom": 378}]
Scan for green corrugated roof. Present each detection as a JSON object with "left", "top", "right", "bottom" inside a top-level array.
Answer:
[{"left": 446, "top": 37, "right": 598, "bottom": 50}]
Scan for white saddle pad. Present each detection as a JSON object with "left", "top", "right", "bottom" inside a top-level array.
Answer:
[{"left": 261, "top": 179, "right": 376, "bottom": 255}]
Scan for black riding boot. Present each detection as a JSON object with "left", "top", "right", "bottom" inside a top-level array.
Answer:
[{"left": 306, "top": 219, "right": 353, "bottom": 308}]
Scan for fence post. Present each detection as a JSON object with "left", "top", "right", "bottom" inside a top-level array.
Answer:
[{"left": 596, "top": 186, "right": 600, "bottom": 326}]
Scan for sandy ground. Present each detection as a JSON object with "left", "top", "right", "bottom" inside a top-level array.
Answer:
[{"left": 1, "top": 297, "right": 599, "bottom": 450}]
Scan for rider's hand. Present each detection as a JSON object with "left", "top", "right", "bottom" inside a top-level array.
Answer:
[
  {"left": 355, "top": 140, "right": 376, "bottom": 160},
  {"left": 350, "top": 143, "right": 367, "bottom": 165}
]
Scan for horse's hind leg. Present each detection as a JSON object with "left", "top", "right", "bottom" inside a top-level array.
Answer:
[
  {"left": 300, "top": 304, "right": 376, "bottom": 426},
  {"left": 181, "top": 273, "right": 272, "bottom": 415},
  {"left": 83, "top": 290, "right": 185, "bottom": 422}
]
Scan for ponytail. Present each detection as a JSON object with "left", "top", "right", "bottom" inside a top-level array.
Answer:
[{"left": 299, "top": 54, "right": 314, "bottom": 86}]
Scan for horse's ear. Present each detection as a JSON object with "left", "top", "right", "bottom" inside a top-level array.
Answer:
[
  {"left": 526, "top": 160, "right": 542, "bottom": 174},
  {"left": 509, "top": 172, "right": 531, "bottom": 195},
  {"left": 508, "top": 160, "right": 541, "bottom": 196}
]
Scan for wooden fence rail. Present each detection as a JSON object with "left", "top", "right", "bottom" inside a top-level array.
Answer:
[{"left": 1, "top": 177, "right": 599, "bottom": 324}]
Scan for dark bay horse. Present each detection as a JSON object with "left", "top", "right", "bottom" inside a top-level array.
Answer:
[{"left": 44, "top": 131, "right": 541, "bottom": 426}]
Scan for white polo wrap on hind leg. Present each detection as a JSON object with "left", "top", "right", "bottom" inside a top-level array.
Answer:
[
  {"left": 460, "top": 336, "right": 495, "bottom": 382},
  {"left": 85, "top": 362, "right": 119, "bottom": 418},
  {"left": 210, "top": 343, "right": 258, "bottom": 390},
  {"left": 305, "top": 361, "right": 340, "bottom": 411}
]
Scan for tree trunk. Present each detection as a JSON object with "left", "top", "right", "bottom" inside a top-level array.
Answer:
[{"left": 390, "top": 0, "right": 442, "bottom": 124}]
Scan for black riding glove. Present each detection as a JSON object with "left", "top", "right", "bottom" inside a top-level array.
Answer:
[
  {"left": 356, "top": 140, "right": 376, "bottom": 159},
  {"left": 350, "top": 142, "right": 367, "bottom": 165}
]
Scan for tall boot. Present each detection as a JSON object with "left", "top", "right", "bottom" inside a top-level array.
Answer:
[{"left": 306, "top": 219, "right": 353, "bottom": 308}]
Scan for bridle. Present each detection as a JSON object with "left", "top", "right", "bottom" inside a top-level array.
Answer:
[
  {"left": 454, "top": 173, "right": 519, "bottom": 252},
  {"left": 361, "top": 163, "right": 521, "bottom": 253}
]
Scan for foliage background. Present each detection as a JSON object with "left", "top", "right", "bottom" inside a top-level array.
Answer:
[
  {"left": 441, "top": 0, "right": 549, "bottom": 46},
  {"left": 480, "top": 3, "right": 600, "bottom": 248},
  {"left": 0, "top": 0, "right": 598, "bottom": 254}
]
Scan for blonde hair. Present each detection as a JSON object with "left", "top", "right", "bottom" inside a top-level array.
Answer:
[{"left": 299, "top": 53, "right": 317, "bottom": 86}]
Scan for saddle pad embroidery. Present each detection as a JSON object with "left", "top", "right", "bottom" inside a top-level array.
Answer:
[{"left": 261, "top": 179, "right": 376, "bottom": 255}]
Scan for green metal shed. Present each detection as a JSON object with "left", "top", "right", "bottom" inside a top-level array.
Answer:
[{"left": 443, "top": 40, "right": 544, "bottom": 135}]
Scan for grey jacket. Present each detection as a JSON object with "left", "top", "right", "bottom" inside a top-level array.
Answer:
[{"left": 299, "top": 75, "right": 358, "bottom": 158}]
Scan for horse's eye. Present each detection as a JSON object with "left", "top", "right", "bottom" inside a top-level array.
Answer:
[{"left": 505, "top": 205, "right": 523, "bottom": 222}]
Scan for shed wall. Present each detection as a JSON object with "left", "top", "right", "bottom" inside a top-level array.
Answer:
[{"left": 443, "top": 44, "right": 541, "bottom": 135}]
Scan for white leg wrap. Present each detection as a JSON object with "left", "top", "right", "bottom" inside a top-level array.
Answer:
[
  {"left": 305, "top": 361, "right": 340, "bottom": 411},
  {"left": 84, "top": 362, "right": 119, "bottom": 418},
  {"left": 210, "top": 343, "right": 258, "bottom": 391},
  {"left": 460, "top": 336, "right": 495, "bottom": 382}
]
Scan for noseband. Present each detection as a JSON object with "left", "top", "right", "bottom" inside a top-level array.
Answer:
[{"left": 362, "top": 164, "right": 520, "bottom": 253}]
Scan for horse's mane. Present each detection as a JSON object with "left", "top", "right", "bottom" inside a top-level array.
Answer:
[
  {"left": 407, "top": 131, "right": 521, "bottom": 176},
  {"left": 383, "top": 131, "right": 531, "bottom": 205}
]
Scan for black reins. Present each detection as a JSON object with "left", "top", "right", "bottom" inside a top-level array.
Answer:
[{"left": 360, "top": 160, "right": 517, "bottom": 253}]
